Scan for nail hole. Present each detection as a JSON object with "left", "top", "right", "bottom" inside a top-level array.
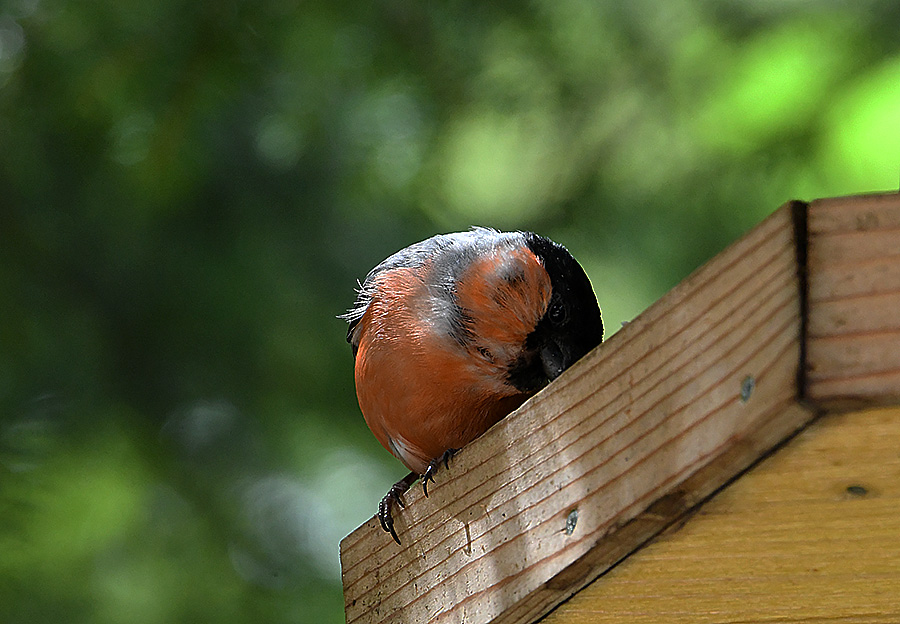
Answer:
[{"left": 846, "top": 485, "right": 867, "bottom": 497}]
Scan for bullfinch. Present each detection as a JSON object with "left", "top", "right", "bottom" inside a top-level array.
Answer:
[{"left": 343, "top": 227, "right": 603, "bottom": 544}]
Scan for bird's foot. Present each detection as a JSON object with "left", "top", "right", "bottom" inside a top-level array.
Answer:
[
  {"left": 422, "top": 448, "right": 458, "bottom": 498},
  {"left": 378, "top": 472, "right": 418, "bottom": 545}
]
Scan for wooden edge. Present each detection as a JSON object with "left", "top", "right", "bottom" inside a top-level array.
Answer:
[
  {"left": 340, "top": 201, "right": 820, "bottom": 624},
  {"left": 541, "top": 406, "right": 900, "bottom": 623},
  {"left": 495, "top": 402, "right": 814, "bottom": 624},
  {"left": 804, "top": 191, "right": 900, "bottom": 410}
]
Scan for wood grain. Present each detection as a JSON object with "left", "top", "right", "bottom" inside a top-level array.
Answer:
[
  {"left": 805, "top": 192, "right": 900, "bottom": 408},
  {"left": 541, "top": 407, "right": 900, "bottom": 624},
  {"left": 341, "top": 204, "right": 815, "bottom": 624}
]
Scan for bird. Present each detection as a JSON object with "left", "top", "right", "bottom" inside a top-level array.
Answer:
[{"left": 342, "top": 227, "right": 603, "bottom": 544}]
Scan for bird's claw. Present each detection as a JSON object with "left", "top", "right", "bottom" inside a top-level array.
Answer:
[
  {"left": 377, "top": 453, "right": 458, "bottom": 544},
  {"left": 378, "top": 473, "right": 417, "bottom": 545},
  {"left": 422, "top": 448, "right": 458, "bottom": 498}
]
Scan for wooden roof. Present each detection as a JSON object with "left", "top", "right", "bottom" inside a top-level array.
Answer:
[
  {"left": 340, "top": 191, "right": 900, "bottom": 624},
  {"left": 543, "top": 405, "right": 900, "bottom": 623}
]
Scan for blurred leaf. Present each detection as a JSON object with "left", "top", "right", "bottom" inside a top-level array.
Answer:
[
  {"left": 2, "top": 1, "right": 900, "bottom": 622},
  {"left": 822, "top": 54, "right": 900, "bottom": 194}
]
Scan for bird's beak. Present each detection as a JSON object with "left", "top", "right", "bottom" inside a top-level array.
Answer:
[{"left": 540, "top": 341, "right": 567, "bottom": 381}]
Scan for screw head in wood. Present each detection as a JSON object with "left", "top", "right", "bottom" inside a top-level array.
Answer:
[
  {"left": 565, "top": 509, "right": 578, "bottom": 535},
  {"left": 740, "top": 375, "right": 755, "bottom": 403}
]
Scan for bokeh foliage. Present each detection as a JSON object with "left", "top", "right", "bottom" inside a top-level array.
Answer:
[{"left": 1, "top": 0, "right": 898, "bottom": 621}]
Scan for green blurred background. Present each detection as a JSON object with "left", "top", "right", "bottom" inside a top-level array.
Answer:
[{"left": 1, "top": 0, "right": 898, "bottom": 621}]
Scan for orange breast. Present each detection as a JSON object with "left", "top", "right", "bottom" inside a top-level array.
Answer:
[{"left": 353, "top": 246, "right": 550, "bottom": 474}]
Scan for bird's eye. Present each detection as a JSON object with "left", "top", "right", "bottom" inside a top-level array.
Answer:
[{"left": 547, "top": 298, "right": 567, "bottom": 325}]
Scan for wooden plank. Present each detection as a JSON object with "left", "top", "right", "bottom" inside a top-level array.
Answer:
[
  {"left": 340, "top": 203, "right": 815, "bottom": 624},
  {"left": 541, "top": 406, "right": 900, "bottom": 624},
  {"left": 805, "top": 192, "right": 900, "bottom": 408},
  {"left": 495, "top": 401, "right": 814, "bottom": 624}
]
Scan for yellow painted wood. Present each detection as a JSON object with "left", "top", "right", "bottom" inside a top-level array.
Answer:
[{"left": 542, "top": 407, "right": 900, "bottom": 624}]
